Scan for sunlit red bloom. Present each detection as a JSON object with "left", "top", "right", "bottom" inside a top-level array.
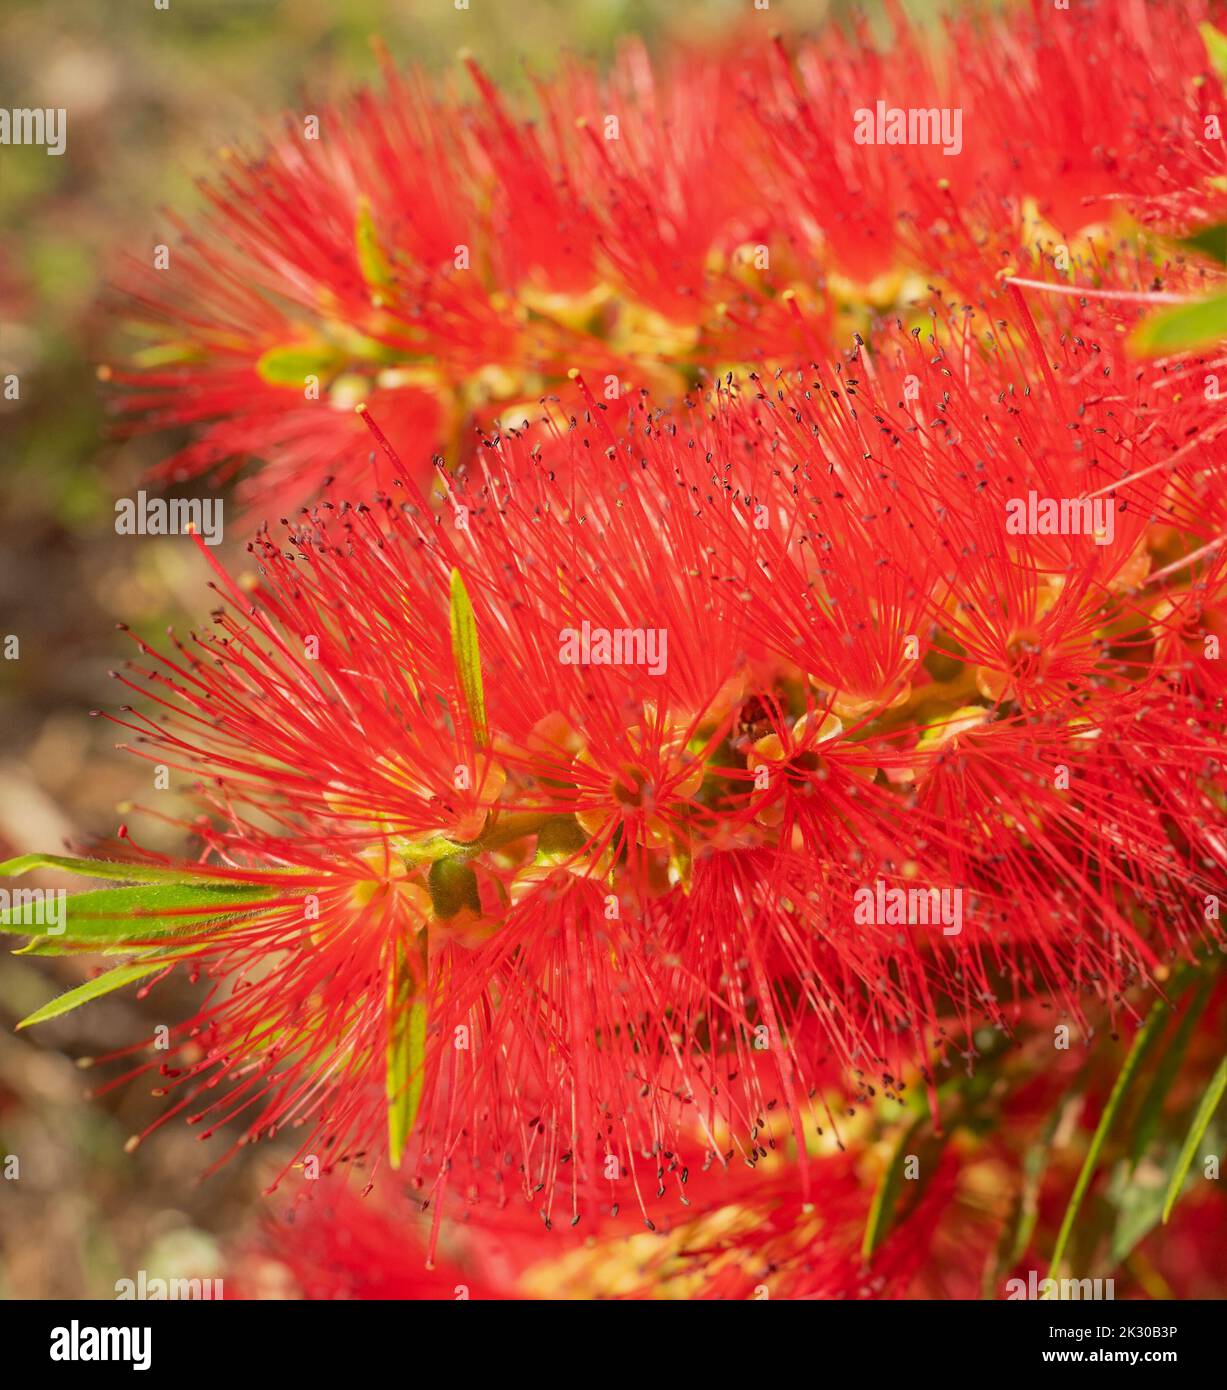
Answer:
[
  {"left": 241, "top": 978, "right": 1227, "bottom": 1300},
  {"left": 9, "top": 0, "right": 1217, "bottom": 1302},
  {"left": 248, "top": 1150, "right": 974, "bottom": 1300},
  {"left": 105, "top": 0, "right": 1227, "bottom": 514},
  {"left": 750, "top": 0, "right": 1227, "bottom": 283},
  {"left": 105, "top": 40, "right": 796, "bottom": 514},
  {"left": 42, "top": 288, "right": 1218, "bottom": 1264}
]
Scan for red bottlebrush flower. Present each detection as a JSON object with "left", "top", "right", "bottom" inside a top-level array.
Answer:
[
  {"left": 750, "top": 0, "right": 1227, "bottom": 298},
  {"left": 105, "top": 38, "right": 796, "bottom": 514},
  {"left": 98, "top": 0, "right": 1227, "bottom": 524},
  {"left": 240, "top": 1188, "right": 510, "bottom": 1301},
  {"left": 747, "top": 15, "right": 963, "bottom": 287},
  {"left": 954, "top": 0, "right": 1227, "bottom": 239},
  {"left": 106, "top": 0, "right": 1227, "bottom": 515},
  {"left": 17, "top": 281, "right": 1222, "bottom": 1261},
  {"left": 248, "top": 1138, "right": 989, "bottom": 1301}
]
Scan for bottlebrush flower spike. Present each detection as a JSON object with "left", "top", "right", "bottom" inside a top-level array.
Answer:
[
  {"left": 105, "top": 0, "right": 1227, "bottom": 517},
  {"left": 955, "top": 0, "right": 1227, "bottom": 238},
  {"left": 104, "top": 38, "right": 795, "bottom": 514},
  {"left": 250, "top": 1138, "right": 984, "bottom": 1300},
  {"left": 11, "top": 284, "right": 1227, "bottom": 1252},
  {"left": 242, "top": 974, "right": 1227, "bottom": 1299},
  {"left": 749, "top": 0, "right": 1227, "bottom": 306},
  {"left": 240, "top": 1187, "right": 510, "bottom": 1300},
  {"left": 101, "top": 33, "right": 791, "bottom": 515}
]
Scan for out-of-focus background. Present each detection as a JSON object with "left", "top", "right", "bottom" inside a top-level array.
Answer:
[{"left": 0, "top": 0, "right": 929, "bottom": 1297}]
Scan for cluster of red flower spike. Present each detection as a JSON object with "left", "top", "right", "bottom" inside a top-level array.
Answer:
[{"left": 21, "top": 0, "right": 1227, "bottom": 1295}]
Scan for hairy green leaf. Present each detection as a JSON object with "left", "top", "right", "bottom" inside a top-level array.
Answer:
[
  {"left": 17, "top": 959, "right": 172, "bottom": 1029},
  {"left": 0, "top": 853, "right": 261, "bottom": 884},
  {"left": 2, "top": 881, "right": 282, "bottom": 952}
]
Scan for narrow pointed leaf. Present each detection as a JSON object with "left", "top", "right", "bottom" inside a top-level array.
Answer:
[
  {"left": 17, "top": 959, "right": 172, "bottom": 1029},
  {"left": 1178, "top": 224, "right": 1227, "bottom": 267},
  {"left": 0, "top": 853, "right": 311, "bottom": 886},
  {"left": 1130, "top": 975, "right": 1213, "bottom": 1167},
  {"left": 2, "top": 881, "right": 282, "bottom": 951},
  {"left": 1201, "top": 21, "right": 1227, "bottom": 84},
  {"left": 1048, "top": 998, "right": 1169, "bottom": 1275},
  {"left": 449, "top": 568, "right": 488, "bottom": 746},
  {"left": 0, "top": 853, "right": 252, "bottom": 884},
  {"left": 256, "top": 343, "right": 344, "bottom": 387},
  {"left": 1162, "top": 1055, "right": 1227, "bottom": 1223},
  {"left": 1128, "top": 291, "right": 1227, "bottom": 355},
  {"left": 386, "top": 939, "right": 428, "bottom": 1169},
  {"left": 356, "top": 196, "right": 395, "bottom": 290},
  {"left": 988, "top": 1088, "right": 1082, "bottom": 1295},
  {"left": 862, "top": 1114, "right": 927, "bottom": 1260}
]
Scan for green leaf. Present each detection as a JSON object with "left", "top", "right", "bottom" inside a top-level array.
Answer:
[
  {"left": 1, "top": 881, "right": 282, "bottom": 952},
  {"left": 449, "top": 568, "right": 488, "bottom": 746},
  {"left": 1128, "top": 291, "right": 1227, "bottom": 355},
  {"left": 1201, "top": 21, "right": 1227, "bottom": 85},
  {"left": 355, "top": 196, "right": 395, "bottom": 291},
  {"left": 1178, "top": 224, "right": 1227, "bottom": 267},
  {"left": 1105, "top": 1150, "right": 1172, "bottom": 1265},
  {"left": 0, "top": 853, "right": 259, "bottom": 884},
  {"left": 1162, "top": 1054, "right": 1227, "bottom": 1223},
  {"left": 385, "top": 938, "right": 428, "bottom": 1169},
  {"left": 1048, "top": 998, "right": 1170, "bottom": 1276},
  {"left": 1129, "top": 975, "right": 1212, "bottom": 1168},
  {"left": 862, "top": 1114, "right": 929, "bottom": 1260},
  {"left": 255, "top": 343, "right": 344, "bottom": 387},
  {"left": 17, "top": 959, "right": 172, "bottom": 1029},
  {"left": 988, "top": 1086, "right": 1082, "bottom": 1295}
]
